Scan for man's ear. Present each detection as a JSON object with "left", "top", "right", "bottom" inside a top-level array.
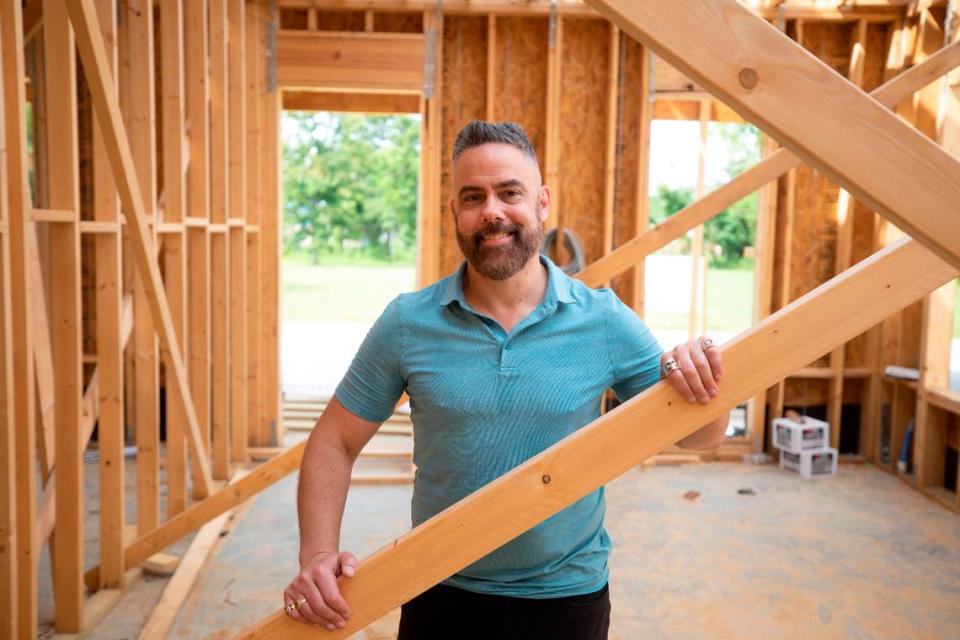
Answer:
[
  {"left": 538, "top": 185, "right": 552, "bottom": 223},
  {"left": 448, "top": 198, "right": 458, "bottom": 222}
]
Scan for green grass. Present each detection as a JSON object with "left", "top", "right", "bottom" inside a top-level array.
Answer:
[{"left": 282, "top": 257, "right": 415, "bottom": 323}]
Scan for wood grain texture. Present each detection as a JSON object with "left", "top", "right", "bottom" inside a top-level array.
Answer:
[
  {"left": 238, "top": 237, "right": 958, "bottom": 639},
  {"left": 584, "top": 0, "right": 960, "bottom": 271}
]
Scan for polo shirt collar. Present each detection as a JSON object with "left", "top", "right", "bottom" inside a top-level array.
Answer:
[{"left": 439, "top": 253, "right": 576, "bottom": 308}]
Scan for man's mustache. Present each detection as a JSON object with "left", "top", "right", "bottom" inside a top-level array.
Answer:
[{"left": 472, "top": 222, "right": 521, "bottom": 243}]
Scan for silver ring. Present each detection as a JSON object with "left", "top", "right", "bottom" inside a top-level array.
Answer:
[
  {"left": 662, "top": 358, "right": 681, "bottom": 376},
  {"left": 285, "top": 601, "right": 297, "bottom": 615},
  {"left": 701, "top": 337, "right": 715, "bottom": 350}
]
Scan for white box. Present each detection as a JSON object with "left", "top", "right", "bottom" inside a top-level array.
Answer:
[
  {"left": 772, "top": 416, "right": 829, "bottom": 452},
  {"left": 779, "top": 447, "right": 838, "bottom": 479}
]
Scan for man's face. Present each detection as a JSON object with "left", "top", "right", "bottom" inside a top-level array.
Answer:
[{"left": 450, "top": 143, "right": 550, "bottom": 281}]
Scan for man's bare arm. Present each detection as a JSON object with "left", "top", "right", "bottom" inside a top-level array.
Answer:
[{"left": 284, "top": 396, "right": 383, "bottom": 631}]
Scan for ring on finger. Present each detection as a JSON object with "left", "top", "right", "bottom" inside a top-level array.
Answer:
[
  {"left": 701, "top": 337, "right": 715, "bottom": 350},
  {"left": 285, "top": 600, "right": 298, "bottom": 615},
  {"left": 662, "top": 358, "right": 681, "bottom": 376}
]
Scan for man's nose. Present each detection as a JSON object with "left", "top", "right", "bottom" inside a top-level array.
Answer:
[{"left": 479, "top": 193, "right": 505, "bottom": 222}]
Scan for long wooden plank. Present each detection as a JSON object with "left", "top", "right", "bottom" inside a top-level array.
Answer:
[
  {"left": 277, "top": 31, "right": 425, "bottom": 93},
  {"left": 159, "top": 0, "right": 190, "bottom": 516},
  {"left": 126, "top": 0, "right": 161, "bottom": 536},
  {"left": 229, "top": 0, "right": 248, "bottom": 463},
  {"left": 210, "top": 0, "right": 231, "bottom": 479},
  {"left": 92, "top": 0, "right": 126, "bottom": 592},
  {"left": 0, "top": 15, "right": 18, "bottom": 634},
  {"left": 0, "top": 1, "right": 38, "bottom": 634},
  {"left": 582, "top": 0, "right": 960, "bottom": 270},
  {"left": 63, "top": 0, "right": 215, "bottom": 497},
  {"left": 239, "top": 237, "right": 958, "bottom": 639},
  {"left": 245, "top": 0, "right": 263, "bottom": 446},
  {"left": 42, "top": 1, "right": 86, "bottom": 627},
  {"left": 575, "top": 39, "right": 960, "bottom": 289},
  {"left": 186, "top": 0, "right": 213, "bottom": 497}
]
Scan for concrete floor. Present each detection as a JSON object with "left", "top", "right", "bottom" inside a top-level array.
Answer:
[{"left": 69, "top": 459, "right": 960, "bottom": 640}]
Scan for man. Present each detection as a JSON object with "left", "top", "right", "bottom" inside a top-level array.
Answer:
[{"left": 284, "top": 121, "right": 727, "bottom": 639}]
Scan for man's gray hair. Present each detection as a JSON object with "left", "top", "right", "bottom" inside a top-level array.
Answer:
[{"left": 452, "top": 120, "right": 538, "bottom": 164}]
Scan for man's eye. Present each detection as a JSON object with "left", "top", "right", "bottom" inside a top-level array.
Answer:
[
  {"left": 504, "top": 191, "right": 521, "bottom": 198},
  {"left": 464, "top": 194, "right": 481, "bottom": 203}
]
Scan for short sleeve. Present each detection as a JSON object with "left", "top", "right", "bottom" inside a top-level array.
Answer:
[
  {"left": 334, "top": 297, "right": 406, "bottom": 423},
  {"left": 605, "top": 292, "right": 663, "bottom": 402}
]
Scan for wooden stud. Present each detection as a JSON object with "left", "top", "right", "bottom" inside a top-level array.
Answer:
[
  {"left": 601, "top": 23, "right": 619, "bottom": 286},
  {"left": 486, "top": 14, "right": 496, "bottom": 119},
  {"left": 261, "top": 0, "right": 282, "bottom": 447},
  {"left": 159, "top": 0, "right": 190, "bottom": 516},
  {"left": 0, "top": 14, "right": 18, "bottom": 636},
  {"left": 365, "top": 9, "right": 375, "bottom": 32},
  {"left": 630, "top": 44, "right": 652, "bottom": 315},
  {"left": 282, "top": 90, "right": 421, "bottom": 113},
  {"left": 1, "top": 0, "right": 38, "bottom": 634},
  {"left": 229, "top": 0, "right": 248, "bottom": 463},
  {"left": 239, "top": 237, "right": 959, "bottom": 639},
  {"left": 415, "top": 6, "right": 443, "bottom": 288},
  {"left": 584, "top": 0, "right": 960, "bottom": 271},
  {"left": 186, "top": 0, "right": 213, "bottom": 494},
  {"left": 125, "top": 0, "right": 161, "bottom": 536},
  {"left": 544, "top": 7, "right": 562, "bottom": 251},
  {"left": 688, "top": 97, "right": 708, "bottom": 340},
  {"left": 828, "top": 19, "right": 869, "bottom": 450},
  {"left": 91, "top": 0, "right": 127, "bottom": 592},
  {"left": 63, "top": 0, "right": 216, "bottom": 498},
  {"left": 246, "top": 0, "right": 263, "bottom": 446},
  {"left": 210, "top": 0, "right": 232, "bottom": 479}
]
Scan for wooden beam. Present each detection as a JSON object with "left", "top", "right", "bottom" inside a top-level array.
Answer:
[
  {"left": 575, "top": 39, "right": 960, "bottom": 288},
  {"left": 486, "top": 14, "right": 496, "bottom": 118},
  {"left": 42, "top": 0, "right": 85, "bottom": 627},
  {"left": 125, "top": 0, "right": 161, "bottom": 537},
  {"left": 1, "top": 0, "right": 38, "bottom": 634},
  {"left": 229, "top": 0, "right": 248, "bottom": 463},
  {"left": 828, "top": 19, "right": 869, "bottom": 450},
  {"left": 186, "top": 0, "right": 213, "bottom": 496},
  {"left": 260, "top": 0, "right": 282, "bottom": 446},
  {"left": 688, "top": 97, "right": 708, "bottom": 340},
  {"left": 281, "top": 90, "right": 421, "bottom": 113},
  {"left": 210, "top": 0, "right": 231, "bottom": 480},
  {"left": 415, "top": 6, "right": 442, "bottom": 288},
  {"left": 584, "top": 0, "right": 960, "bottom": 271},
  {"left": 0, "top": 11, "right": 18, "bottom": 634},
  {"left": 238, "top": 237, "right": 959, "bottom": 639},
  {"left": 601, "top": 23, "right": 619, "bottom": 287},
  {"left": 246, "top": 0, "right": 263, "bottom": 445},
  {"left": 277, "top": 31, "right": 425, "bottom": 93},
  {"left": 544, "top": 7, "right": 562, "bottom": 243},
  {"left": 631, "top": 44, "right": 652, "bottom": 315},
  {"left": 63, "top": 0, "right": 215, "bottom": 496}
]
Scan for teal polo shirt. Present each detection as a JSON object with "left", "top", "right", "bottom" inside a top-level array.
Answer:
[{"left": 335, "top": 255, "right": 663, "bottom": 598}]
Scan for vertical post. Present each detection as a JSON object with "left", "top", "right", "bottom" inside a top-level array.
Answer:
[
  {"left": 0, "top": 0, "right": 38, "bottom": 635},
  {"left": 688, "top": 98, "right": 709, "bottom": 340},
  {"left": 828, "top": 20, "right": 868, "bottom": 451},
  {"left": 126, "top": 0, "right": 160, "bottom": 535},
  {"left": 601, "top": 24, "right": 619, "bottom": 287},
  {"left": 0, "top": 12, "right": 19, "bottom": 636},
  {"left": 160, "top": 0, "right": 189, "bottom": 516},
  {"left": 261, "top": 0, "right": 282, "bottom": 446},
  {"left": 91, "top": 0, "right": 126, "bottom": 592},
  {"left": 229, "top": 0, "right": 248, "bottom": 462},
  {"left": 416, "top": 4, "right": 443, "bottom": 289},
  {"left": 486, "top": 14, "right": 496, "bottom": 120},
  {"left": 544, "top": 4, "right": 562, "bottom": 254},
  {"left": 246, "top": 0, "right": 263, "bottom": 445},
  {"left": 210, "top": 0, "right": 232, "bottom": 478},
  {"left": 632, "top": 46, "right": 652, "bottom": 316},
  {"left": 186, "top": 0, "right": 212, "bottom": 492}
]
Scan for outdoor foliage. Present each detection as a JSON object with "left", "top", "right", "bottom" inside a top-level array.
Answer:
[
  {"left": 649, "top": 122, "right": 761, "bottom": 267},
  {"left": 282, "top": 112, "right": 420, "bottom": 263}
]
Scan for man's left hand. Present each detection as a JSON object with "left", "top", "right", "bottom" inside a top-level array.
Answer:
[{"left": 660, "top": 336, "right": 723, "bottom": 404}]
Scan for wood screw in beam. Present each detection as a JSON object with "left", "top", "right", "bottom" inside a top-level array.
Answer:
[{"left": 738, "top": 67, "right": 758, "bottom": 90}]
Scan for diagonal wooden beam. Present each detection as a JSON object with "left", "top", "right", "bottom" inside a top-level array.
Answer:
[
  {"left": 583, "top": 0, "right": 960, "bottom": 270},
  {"left": 576, "top": 39, "right": 960, "bottom": 288},
  {"left": 63, "top": 0, "right": 214, "bottom": 496},
  {"left": 238, "top": 237, "right": 958, "bottom": 639}
]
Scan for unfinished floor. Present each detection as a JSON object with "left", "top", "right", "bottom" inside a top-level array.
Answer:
[{"left": 58, "top": 456, "right": 960, "bottom": 640}]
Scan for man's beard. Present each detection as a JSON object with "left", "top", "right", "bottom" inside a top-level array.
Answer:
[{"left": 456, "top": 210, "right": 545, "bottom": 281}]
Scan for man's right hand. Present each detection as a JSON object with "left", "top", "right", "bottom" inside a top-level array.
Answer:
[{"left": 284, "top": 550, "right": 358, "bottom": 630}]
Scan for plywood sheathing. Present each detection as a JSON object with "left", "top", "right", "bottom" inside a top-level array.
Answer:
[
  {"left": 491, "top": 17, "right": 548, "bottom": 163},
  {"left": 439, "top": 15, "right": 487, "bottom": 277},
  {"left": 375, "top": 11, "right": 424, "bottom": 33},
  {"left": 558, "top": 18, "right": 609, "bottom": 266}
]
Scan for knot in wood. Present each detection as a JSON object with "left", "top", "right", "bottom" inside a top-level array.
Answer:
[
  {"left": 738, "top": 67, "right": 759, "bottom": 90},
  {"left": 541, "top": 474, "right": 552, "bottom": 485}
]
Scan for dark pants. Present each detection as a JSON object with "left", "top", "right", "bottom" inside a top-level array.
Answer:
[{"left": 397, "top": 583, "right": 610, "bottom": 640}]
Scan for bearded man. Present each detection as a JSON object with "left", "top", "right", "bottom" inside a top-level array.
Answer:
[{"left": 283, "top": 121, "right": 728, "bottom": 639}]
